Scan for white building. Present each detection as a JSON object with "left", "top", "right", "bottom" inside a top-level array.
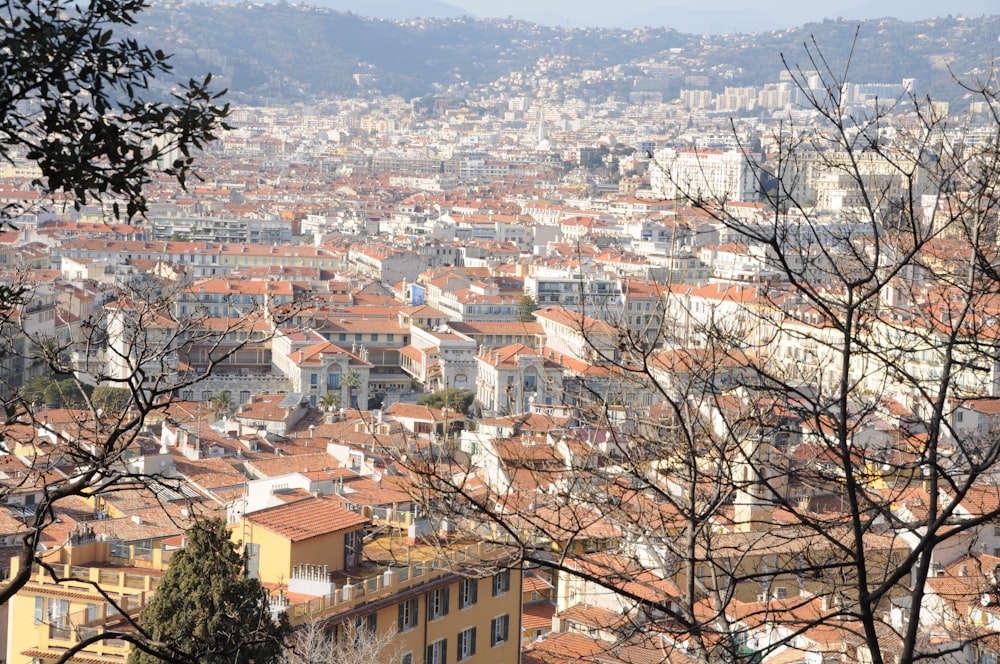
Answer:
[{"left": 650, "top": 148, "right": 759, "bottom": 203}]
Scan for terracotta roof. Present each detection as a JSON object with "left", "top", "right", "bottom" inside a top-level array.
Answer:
[
  {"left": 522, "top": 601, "right": 556, "bottom": 630},
  {"left": 246, "top": 496, "right": 369, "bottom": 541}
]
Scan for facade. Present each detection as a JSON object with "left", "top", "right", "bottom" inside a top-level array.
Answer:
[
  {"left": 650, "top": 147, "right": 759, "bottom": 203},
  {"left": 239, "top": 496, "right": 524, "bottom": 664},
  {"left": 399, "top": 325, "right": 478, "bottom": 392},
  {"left": 475, "top": 344, "right": 564, "bottom": 417},
  {"left": 5, "top": 538, "right": 169, "bottom": 664}
]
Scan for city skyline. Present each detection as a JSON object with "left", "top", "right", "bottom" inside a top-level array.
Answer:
[{"left": 446, "top": 0, "right": 998, "bottom": 33}]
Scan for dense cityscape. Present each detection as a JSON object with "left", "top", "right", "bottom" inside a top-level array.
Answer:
[{"left": 3, "top": 4, "right": 1000, "bottom": 664}]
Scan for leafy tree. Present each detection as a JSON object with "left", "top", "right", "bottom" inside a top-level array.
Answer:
[
  {"left": 129, "top": 518, "right": 290, "bottom": 664},
  {"left": 210, "top": 390, "right": 235, "bottom": 419},
  {"left": 21, "top": 375, "right": 54, "bottom": 406},
  {"left": 0, "top": 0, "right": 237, "bottom": 617},
  {"left": 34, "top": 377, "right": 89, "bottom": 408},
  {"left": 516, "top": 294, "right": 539, "bottom": 322},
  {"left": 92, "top": 386, "right": 133, "bottom": 415},
  {"left": 0, "top": 0, "right": 229, "bottom": 225},
  {"left": 318, "top": 392, "right": 339, "bottom": 411},
  {"left": 344, "top": 368, "right": 361, "bottom": 409},
  {"left": 417, "top": 388, "right": 474, "bottom": 415}
]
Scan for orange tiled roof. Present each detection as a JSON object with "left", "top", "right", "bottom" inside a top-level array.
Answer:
[{"left": 246, "top": 496, "right": 369, "bottom": 541}]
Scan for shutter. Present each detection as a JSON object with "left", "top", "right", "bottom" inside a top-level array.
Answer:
[
  {"left": 442, "top": 586, "right": 450, "bottom": 616},
  {"left": 470, "top": 627, "right": 477, "bottom": 656},
  {"left": 427, "top": 644, "right": 433, "bottom": 664},
  {"left": 502, "top": 614, "right": 509, "bottom": 641},
  {"left": 398, "top": 602, "right": 405, "bottom": 632},
  {"left": 442, "top": 639, "right": 447, "bottom": 664},
  {"left": 470, "top": 578, "right": 478, "bottom": 604},
  {"left": 246, "top": 543, "right": 260, "bottom": 579}
]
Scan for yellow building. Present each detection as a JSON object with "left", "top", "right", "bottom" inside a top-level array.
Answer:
[
  {"left": 5, "top": 536, "right": 170, "bottom": 664},
  {"left": 238, "top": 495, "right": 524, "bottom": 664},
  {"left": 4, "top": 494, "right": 522, "bottom": 664}
]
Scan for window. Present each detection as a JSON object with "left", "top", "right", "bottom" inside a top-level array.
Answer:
[
  {"left": 328, "top": 374, "right": 341, "bottom": 390},
  {"left": 458, "top": 627, "right": 477, "bottom": 660},
  {"left": 427, "top": 639, "right": 447, "bottom": 664},
  {"left": 400, "top": 655, "right": 412, "bottom": 664},
  {"left": 490, "top": 614, "right": 510, "bottom": 646},
  {"left": 355, "top": 333, "right": 363, "bottom": 342},
  {"left": 459, "top": 577, "right": 478, "bottom": 609},
  {"left": 47, "top": 597, "right": 68, "bottom": 623},
  {"left": 492, "top": 569, "right": 510, "bottom": 596},
  {"left": 371, "top": 333, "right": 378, "bottom": 342},
  {"left": 339, "top": 333, "right": 347, "bottom": 342},
  {"left": 310, "top": 373, "right": 318, "bottom": 386},
  {"left": 429, "top": 586, "right": 449, "bottom": 620},
  {"left": 388, "top": 333, "right": 395, "bottom": 342},
  {"left": 345, "top": 530, "right": 360, "bottom": 568},
  {"left": 34, "top": 596, "right": 43, "bottom": 624},
  {"left": 397, "top": 597, "right": 418, "bottom": 632}
]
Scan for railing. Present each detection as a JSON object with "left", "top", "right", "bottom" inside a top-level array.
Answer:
[
  {"left": 43, "top": 591, "right": 154, "bottom": 656},
  {"left": 281, "top": 540, "right": 506, "bottom": 623}
]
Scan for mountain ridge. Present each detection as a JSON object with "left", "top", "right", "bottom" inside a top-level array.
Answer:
[{"left": 135, "top": 2, "right": 1000, "bottom": 107}]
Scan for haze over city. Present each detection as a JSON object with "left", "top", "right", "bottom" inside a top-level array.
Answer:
[
  {"left": 4, "top": 0, "right": 1000, "bottom": 663},
  {"left": 429, "top": 0, "right": 997, "bottom": 32}
]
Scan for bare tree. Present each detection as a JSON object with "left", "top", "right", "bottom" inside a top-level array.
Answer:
[
  {"left": 281, "top": 616, "right": 400, "bottom": 664},
  {"left": 0, "top": 273, "right": 307, "bottom": 649},
  {"left": 399, "top": 39, "right": 1000, "bottom": 664}
]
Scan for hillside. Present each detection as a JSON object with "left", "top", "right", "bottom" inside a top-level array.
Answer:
[{"left": 134, "top": 2, "right": 1000, "bottom": 106}]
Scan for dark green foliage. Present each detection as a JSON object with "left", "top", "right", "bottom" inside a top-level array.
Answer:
[
  {"left": 418, "top": 388, "right": 475, "bottom": 415},
  {"left": 517, "top": 294, "right": 539, "bottom": 322},
  {"left": 129, "top": 519, "right": 290, "bottom": 664},
  {"left": 210, "top": 390, "right": 234, "bottom": 418},
  {"left": 92, "top": 387, "right": 133, "bottom": 415},
  {"left": 0, "top": 0, "right": 229, "bottom": 223},
  {"left": 22, "top": 376, "right": 89, "bottom": 408}
]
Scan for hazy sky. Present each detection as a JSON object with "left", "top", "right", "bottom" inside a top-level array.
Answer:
[{"left": 446, "top": 0, "right": 997, "bottom": 33}]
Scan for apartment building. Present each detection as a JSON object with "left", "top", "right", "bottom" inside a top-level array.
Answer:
[
  {"left": 5, "top": 537, "right": 170, "bottom": 664},
  {"left": 650, "top": 147, "right": 759, "bottom": 203},
  {"left": 239, "top": 496, "right": 524, "bottom": 664}
]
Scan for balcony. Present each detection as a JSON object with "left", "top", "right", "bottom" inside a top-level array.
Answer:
[{"left": 279, "top": 540, "right": 510, "bottom": 624}]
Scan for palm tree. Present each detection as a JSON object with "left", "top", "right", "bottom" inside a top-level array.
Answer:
[
  {"left": 211, "top": 391, "right": 235, "bottom": 419},
  {"left": 344, "top": 369, "right": 361, "bottom": 410},
  {"left": 319, "top": 392, "right": 339, "bottom": 411}
]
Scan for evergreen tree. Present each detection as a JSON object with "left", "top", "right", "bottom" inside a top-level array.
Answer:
[
  {"left": 417, "top": 388, "right": 475, "bottom": 415},
  {"left": 129, "top": 519, "right": 290, "bottom": 664},
  {"left": 516, "top": 294, "right": 539, "bottom": 322}
]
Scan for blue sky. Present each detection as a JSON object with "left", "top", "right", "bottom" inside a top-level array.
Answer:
[{"left": 447, "top": 0, "right": 998, "bottom": 33}]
